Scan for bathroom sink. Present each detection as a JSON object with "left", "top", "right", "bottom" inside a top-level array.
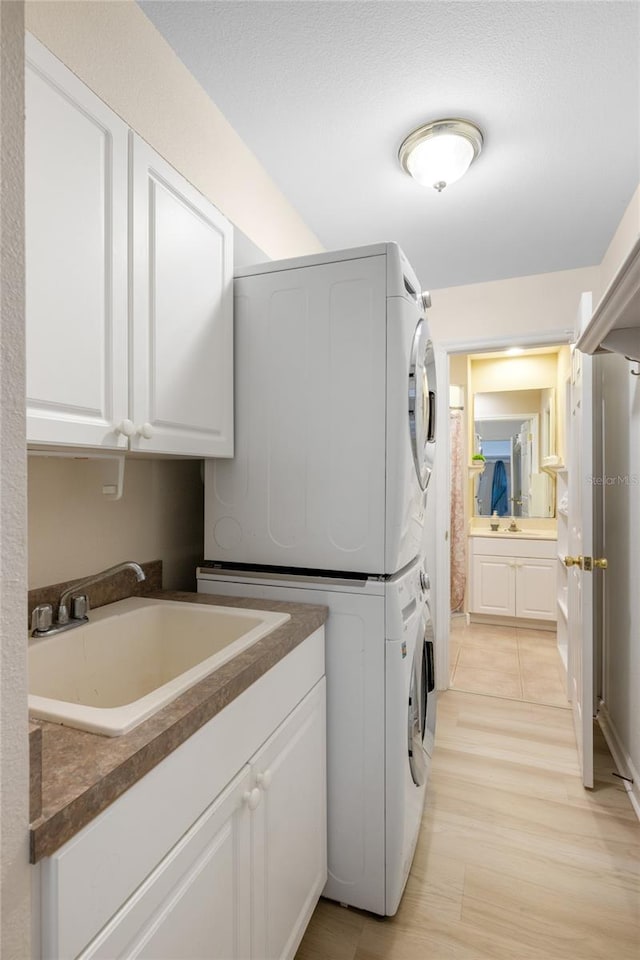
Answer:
[
  {"left": 28, "top": 597, "right": 290, "bottom": 737},
  {"left": 470, "top": 528, "right": 555, "bottom": 540}
]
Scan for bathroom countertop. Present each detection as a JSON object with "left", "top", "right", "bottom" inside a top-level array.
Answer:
[
  {"left": 468, "top": 528, "right": 557, "bottom": 541},
  {"left": 28, "top": 591, "right": 328, "bottom": 863}
]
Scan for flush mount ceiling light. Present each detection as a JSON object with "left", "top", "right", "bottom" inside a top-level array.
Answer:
[{"left": 398, "top": 118, "right": 483, "bottom": 192}]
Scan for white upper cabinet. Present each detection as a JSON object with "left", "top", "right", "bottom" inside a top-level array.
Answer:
[
  {"left": 25, "top": 36, "right": 234, "bottom": 457},
  {"left": 130, "top": 137, "right": 233, "bottom": 457},
  {"left": 25, "top": 35, "right": 129, "bottom": 449}
]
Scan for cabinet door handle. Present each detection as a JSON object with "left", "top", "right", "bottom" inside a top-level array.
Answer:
[
  {"left": 243, "top": 788, "right": 261, "bottom": 811},
  {"left": 137, "top": 422, "right": 154, "bottom": 439},
  {"left": 257, "top": 770, "right": 273, "bottom": 791},
  {"left": 115, "top": 419, "right": 135, "bottom": 437}
]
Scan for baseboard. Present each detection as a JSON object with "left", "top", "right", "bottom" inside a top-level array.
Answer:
[
  {"left": 468, "top": 613, "right": 555, "bottom": 632},
  {"left": 597, "top": 704, "right": 640, "bottom": 821}
]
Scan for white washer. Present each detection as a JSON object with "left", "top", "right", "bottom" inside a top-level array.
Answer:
[
  {"left": 204, "top": 242, "right": 436, "bottom": 576},
  {"left": 197, "top": 559, "right": 436, "bottom": 917}
]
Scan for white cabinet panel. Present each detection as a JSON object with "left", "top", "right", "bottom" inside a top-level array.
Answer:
[
  {"left": 251, "top": 679, "right": 326, "bottom": 960},
  {"left": 471, "top": 556, "right": 515, "bottom": 616},
  {"left": 130, "top": 136, "right": 233, "bottom": 457},
  {"left": 80, "top": 767, "right": 252, "bottom": 960},
  {"left": 516, "top": 559, "right": 557, "bottom": 619},
  {"left": 25, "top": 35, "right": 129, "bottom": 449}
]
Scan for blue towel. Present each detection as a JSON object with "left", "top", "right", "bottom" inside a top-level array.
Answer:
[{"left": 491, "top": 459, "right": 509, "bottom": 515}]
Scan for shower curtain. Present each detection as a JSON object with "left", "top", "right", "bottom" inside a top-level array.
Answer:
[{"left": 449, "top": 409, "right": 466, "bottom": 613}]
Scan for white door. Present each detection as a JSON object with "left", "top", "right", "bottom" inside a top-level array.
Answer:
[
  {"left": 25, "top": 36, "right": 129, "bottom": 449},
  {"left": 250, "top": 680, "right": 326, "bottom": 960},
  {"left": 567, "top": 293, "right": 596, "bottom": 788},
  {"left": 130, "top": 135, "right": 233, "bottom": 457}
]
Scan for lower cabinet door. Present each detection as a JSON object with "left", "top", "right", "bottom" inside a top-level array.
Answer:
[
  {"left": 250, "top": 679, "right": 327, "bottom": 960},
  {"left": 79, "top": 766, "right": 252, "bottom": 960},
  {"left": 515, "top": 559, "right": 557, "bottom": 620},
  {"left": 471, "top": 556, "right": 515, "bottom": 616}
]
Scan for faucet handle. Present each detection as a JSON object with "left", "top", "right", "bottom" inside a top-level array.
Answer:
[
  {"left": 72, "top": 594, "right": 90, "bottom": 620},
  {"left": 31, "top": 603, "right": 53, "bottom": 635}
]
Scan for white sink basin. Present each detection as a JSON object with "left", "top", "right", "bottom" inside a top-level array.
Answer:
[{"left": 28, "top": 597, "right": 290, "bottom": 737}]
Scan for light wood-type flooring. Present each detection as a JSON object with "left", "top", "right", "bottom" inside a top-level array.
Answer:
[
  {"left": 449, "top": 617, "right": 568, "bottom": 707},
  {"left": 295, "top": 690, "right": 640, "bottom": 960}
]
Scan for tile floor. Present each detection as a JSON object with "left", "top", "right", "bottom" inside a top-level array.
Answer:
[{"left": 449, "top": 617, "right": 569, "bottom": 708}]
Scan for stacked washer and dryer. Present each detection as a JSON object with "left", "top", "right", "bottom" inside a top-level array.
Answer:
[{"left": 197, "top": 242, "right": 437, "bottom": 917}]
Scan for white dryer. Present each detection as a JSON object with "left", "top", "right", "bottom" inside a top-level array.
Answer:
[
  {"left": 204, "top": 242, "right": 436, "bottom": 576},
  {"left": 197, "top": 559, "right": 437, "bottom": 916}
]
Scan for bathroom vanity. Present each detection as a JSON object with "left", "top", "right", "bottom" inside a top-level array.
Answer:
[{"left": 469, "top": 531, "right": 557, "bottom": 625}]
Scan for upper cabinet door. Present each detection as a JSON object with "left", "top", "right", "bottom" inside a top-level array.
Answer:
[
  {"left": 25, "top": 36, "right": 129, "bottom": 449},
  {"left": 130, "top": 136, "right": 234, "bottom": 457}
]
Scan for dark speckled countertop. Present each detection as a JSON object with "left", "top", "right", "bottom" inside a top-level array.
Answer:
[{"left": 29, "top": 591, "right": 327, "bottom": 863}]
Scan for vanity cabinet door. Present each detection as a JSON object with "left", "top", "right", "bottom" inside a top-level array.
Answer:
[
  {"left": 25, "top": 36, "right": 129, "bottom": 449},
  {"left": 471, "top": 555, "right": 516, "bottom": 616},
  {"left": 79, "top": 766, "right": 253, "bottom": 960},
  {"left": 515, "top": 559, "right": 557, "bottom": 620},
  {"left": 130, "top": 135, "right": 234, "bottom": 457},
  {"left": 250, "top": 679, "right": 327, "bottom": 960}
]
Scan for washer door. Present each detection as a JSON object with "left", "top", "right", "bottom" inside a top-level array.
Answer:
[
  {"left": 407, "top": 606, "right": 437, "bottom": 785},
  {"left": 408, "top": 321, "right": 436, "bottom": 491}
]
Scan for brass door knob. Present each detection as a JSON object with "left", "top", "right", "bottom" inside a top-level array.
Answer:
[{"left": 564, "top": 556, "right": 582, "bottom": 567}]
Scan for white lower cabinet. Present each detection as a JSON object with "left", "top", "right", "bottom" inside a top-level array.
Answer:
[
  {"left": 250, "top": 683, "right": 326, "bottom": 960},
  {"left": 470, "top": 537, "right": 557, "bottom": 622},
  {"left": 36, "top": 629, "right": 326, "bottom": 960},
  {"left": 80, "top": 766, "right": 253, "bottom": 960}
]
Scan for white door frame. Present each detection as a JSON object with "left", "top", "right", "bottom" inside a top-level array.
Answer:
[{"left": 433, "top": 328, "right": 574, "bottom": 691}]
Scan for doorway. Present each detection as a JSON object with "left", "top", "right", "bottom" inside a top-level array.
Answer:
[{"left": 434, "top": 334, "right": 574, "bottom": 709}]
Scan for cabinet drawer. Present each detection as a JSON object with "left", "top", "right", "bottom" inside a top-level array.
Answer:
[{"left": 470, "top": 536, "right": 556, "bottom": 560}]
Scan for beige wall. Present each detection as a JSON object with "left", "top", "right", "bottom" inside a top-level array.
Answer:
[
  {"left": 596, "top": 184, "right": 640, "bottom": 305},
  {"left": 25, "top": 0, "right": 323, "bottom": 261},
  {"left": 28, "top": 458, "right": 204, "bottom": 590},
  {"left": 430, "top": 264, "right": 598, "bottom": 345},
  {"left": 0, "top": 2, "right": 31, "bottom": 956},
  {"left": 470, "top": 353, "right": 558, "bottom": 393},
  {"left": 474, "top": 389, "right": 542, "bottom": 418}
]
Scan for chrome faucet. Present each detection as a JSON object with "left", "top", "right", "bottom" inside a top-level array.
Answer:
[{"left": 31, "top": 561, "right": 146, "bottom": 637}]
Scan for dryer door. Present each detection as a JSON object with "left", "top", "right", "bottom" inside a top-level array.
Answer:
[{"left": 408, "top": 321, "right": 436, "bottom": 491}]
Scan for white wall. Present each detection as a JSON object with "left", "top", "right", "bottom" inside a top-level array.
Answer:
[{"left": 0, "top": 2, "right": 30, "bottom": 956}]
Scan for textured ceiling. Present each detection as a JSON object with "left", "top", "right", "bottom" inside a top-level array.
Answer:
[{"left": 139, "top": 0, "right": 640, "bottom": 289}]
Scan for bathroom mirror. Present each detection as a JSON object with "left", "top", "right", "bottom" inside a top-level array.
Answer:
[{"left": 473, "top": 389, "right": 555, "bottom": 518}]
